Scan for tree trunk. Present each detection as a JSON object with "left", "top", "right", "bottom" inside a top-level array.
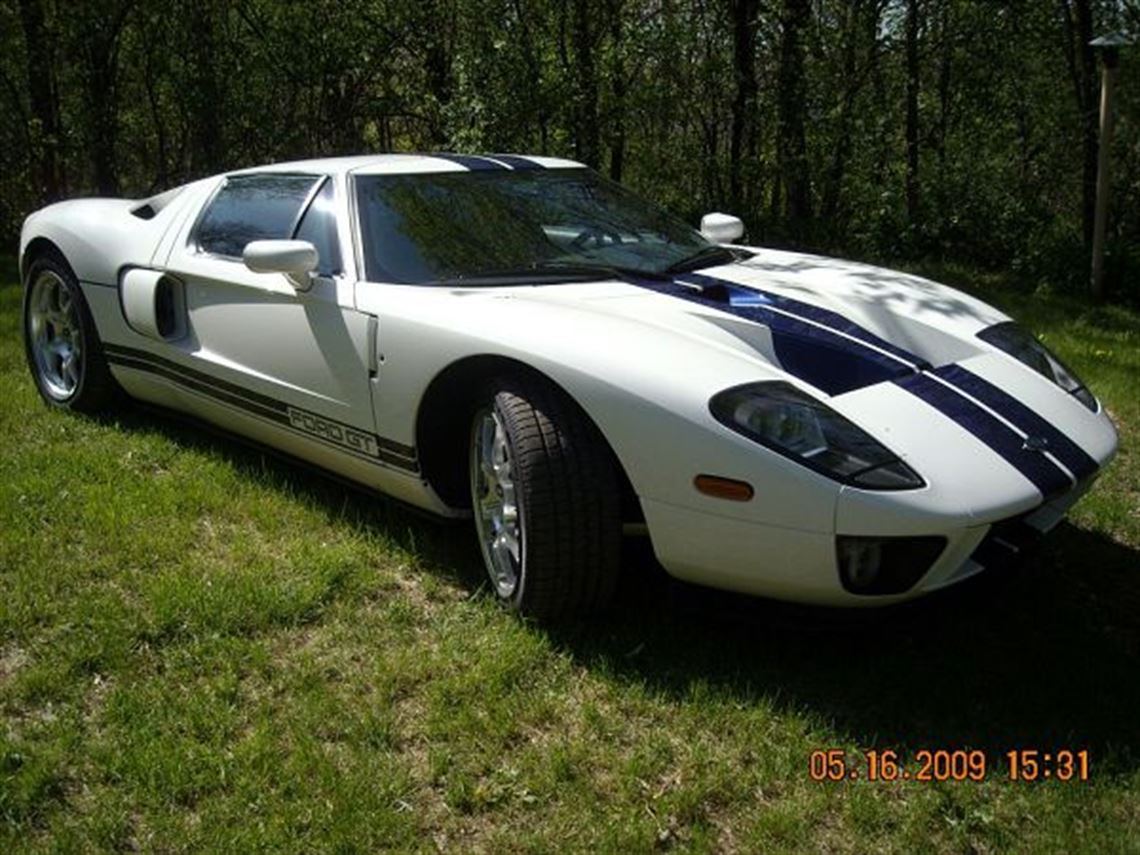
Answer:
[
  {"left": 1059, "top": 0, "right": 1099, "bottom": 247},
  {"left": 18, "top": 0, "right": 64, "bottom": 201},
  {"left": 776, "top": 0, "right": 812, "bottom": 241},
  {"left": 571, "top": 0, "right": 600, "bottom": 168},
  {"left": 822, "top": 0, "right": 869, "bottom": 224},
  {"left": 423, "top": 0, "right": 453, "bottom": 146},
  {"left": 607, "top": 0, "right": 626, "bottom": 182},
  {"left": 512, "top": 0, "right": 549, "bottom": 153},
  {"left": 187, "top": 0, "right": 224, "bottom": 176},
  {"left": 729, "top": 0, "right": 759, "bottom": 213},
  {"left": 82, "top": 9, "right": 128, "bottom": 197},
  {"left": 904, "top": 0, "right": 921, "bottom": 227}
]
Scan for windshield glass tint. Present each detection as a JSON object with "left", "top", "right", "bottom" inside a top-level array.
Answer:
[{"left": 355, "top": 168, "right": 710, "bottom": 283}]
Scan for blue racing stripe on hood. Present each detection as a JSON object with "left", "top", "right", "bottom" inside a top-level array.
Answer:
[
  {"left": 895, "top": 373, "right": 1072, "bottom": 497},
  {"left": 678, "top": 272, "right": 927, "bottom": 369},
  {"left": 629, "top": 268, "right": 1089, "bottom": 495},
  {"left": 632, "top": 276, "right": 911, "bottom": 395},
  {"left": 930, "top": 364, "right": 1098, "bottom": 481}
]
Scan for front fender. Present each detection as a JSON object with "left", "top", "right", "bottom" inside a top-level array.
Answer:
[{"left": 358, "top": 281, "right": 842, "bottom": 535}]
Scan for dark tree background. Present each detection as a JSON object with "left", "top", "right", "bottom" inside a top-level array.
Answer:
[{"left": 1, "top": 0, "right": 1138, "bottom": 300}]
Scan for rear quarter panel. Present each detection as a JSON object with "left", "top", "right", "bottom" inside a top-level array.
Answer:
[{"left": 20, "top": 186, "right": 203, "bottom": 286}]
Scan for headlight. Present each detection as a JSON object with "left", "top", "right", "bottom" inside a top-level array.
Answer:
[
  {"left": 709, "top": 382, "right": 924, "bottom": 490},
  {"left": 978, "top": 322, "right": 1097, "bottom": 412}
]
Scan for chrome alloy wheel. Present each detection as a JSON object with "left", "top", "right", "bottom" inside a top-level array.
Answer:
[
  {"left": 27, "top": 270, "right": 83, "bottom": 400},
  {"left": 470, "top": 407, "right": 524, "bottom": 598}
]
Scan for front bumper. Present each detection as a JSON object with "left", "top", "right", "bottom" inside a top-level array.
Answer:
[{"left": 640, "top": 476, "right": 1097, "bottom": 608}]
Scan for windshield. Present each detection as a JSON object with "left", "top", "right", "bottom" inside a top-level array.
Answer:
[{"left": 355, "top": 168, "right": 713, "bottom": 284}]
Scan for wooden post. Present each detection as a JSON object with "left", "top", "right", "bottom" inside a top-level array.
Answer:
[{"left": 1090, "top": 47, "right": 1119, "bottom": 300}]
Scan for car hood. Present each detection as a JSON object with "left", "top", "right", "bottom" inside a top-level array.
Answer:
[
  {"left": 482, "top": 247, "right": 1115, "bottom": 521},
  {"left": 501, "top": 247, "right": 1010, "bottom": 396}
]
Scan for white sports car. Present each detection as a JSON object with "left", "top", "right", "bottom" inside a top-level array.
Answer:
[{"left": 19, "top": 153, "right": 1118, "bottom": 618}]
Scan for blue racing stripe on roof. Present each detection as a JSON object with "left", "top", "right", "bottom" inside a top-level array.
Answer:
[
  {"left": 430, "top": 153, "right": 507, "bottom": 171},
  {"left": 488, "top": 154, "right": 546, "bottom": 170},
  {"left": 895, "top": 372, "right": 1072, "bottom": 497},
  {"left": 679, "top": 272, "right": 927, "bottom": 368},
  {"left": 931, "top": 364, "right": 1098, "bottom": 481}
]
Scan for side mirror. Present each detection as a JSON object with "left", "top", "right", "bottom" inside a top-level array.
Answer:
[
  {"left": 243, "top": 240, "right": 319, "bottom": 290},
  {"left": 700, "top": 212, "right": 744, "bottom": 244}
]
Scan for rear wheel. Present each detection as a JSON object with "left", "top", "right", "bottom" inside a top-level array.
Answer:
[
  {"left": 23, "top": 254, "right": 119, "bottom": 413},
  {"left": 469, "top": 376, "right": 622, "bottom": 620}
]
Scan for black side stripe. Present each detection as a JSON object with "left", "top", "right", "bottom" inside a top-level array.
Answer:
[
  {"left": 894, "top": 373, "right": 1072, "bottom": 497},
  {"left": 104, "top": 344, "right": 419, "bottom": 473},
  {"left": 487, "top": 154, "right": 545, "bottom": 170},
  {"left": 108, "top": 344, "right": 292, "bottom": 416},
  {"left": 930, "top": 364, "right": 1098, "bottom": 481},
  {"left": 429, "top": 153, "right": 506, "bottom": 171},
  {"left": 105, "top": 344, "right": 417, "bottom": 459}
]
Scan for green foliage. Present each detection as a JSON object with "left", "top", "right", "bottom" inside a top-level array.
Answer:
[{"left": 0, "top": 0, "right": 1137, "bottom": 301}]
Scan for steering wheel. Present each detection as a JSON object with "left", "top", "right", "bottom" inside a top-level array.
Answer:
[{"left": 570, "top": 226, "right": 623, "bottom": 250}]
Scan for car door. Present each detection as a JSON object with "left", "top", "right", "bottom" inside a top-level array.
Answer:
[{"left": 161, "top": 172, "right": 382, "bottom": 468}]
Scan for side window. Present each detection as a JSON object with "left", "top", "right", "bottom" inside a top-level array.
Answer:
[
  {"left": 293, "top": 178, "right": 343, "bottom": 276},
  {"left": 196, "top": 173, "right": 320, "bottom": 258}
]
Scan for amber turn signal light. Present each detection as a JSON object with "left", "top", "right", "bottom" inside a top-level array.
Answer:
[{"left": 693, "top": 474, "right": 754, "bottom": 502}]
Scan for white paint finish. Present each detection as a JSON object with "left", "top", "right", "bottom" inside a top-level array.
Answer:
[
  {"left": 181, "top": 274, "right": 373, "bottom": 426},
  {"left": 120, "top": 268, "right": 176, "bottom": 341},
  {"left": 954, "top": 352, "right": 1118, "bottom": 466},
  {"left": 151, "top": 179, "right": 218, "bottom": 268},
  {"left": 164, "top": 224, "right": 376, "bottom": 430},
  {"left": 242, "top": 239, "right": 318, "bottom": 285},
  {"left": 700, "top": 212, "right": 745, "bottom": 243},
  {"left": 640, "top": 497, "right": 846, "bottom": 603},
  {"left": 22, "top": 197, "right": 183, "bottom": 287},
  {"left": 921, "top": 537, "right": 991, "bottom": 591},
  {"left": 80, "top": 282, "right": 132, "bottom": 341},
  {"left": 831, "top": 382, "right": 1046, "bottom": 532},
  {"left": 731, "top": 249, "right": 1010, "bottom": 358}
]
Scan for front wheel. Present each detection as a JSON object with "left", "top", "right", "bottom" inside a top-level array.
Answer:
[{"left": 469, "top": 376, "right": 622, "bottom": 620}]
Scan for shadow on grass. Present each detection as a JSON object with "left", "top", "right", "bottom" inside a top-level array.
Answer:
[
  {"left": 105, "top": 403, "right": 1140, "bottom": 773},
  {"left": 590, "top": 525, "right": 1140, "bottom": 771}
]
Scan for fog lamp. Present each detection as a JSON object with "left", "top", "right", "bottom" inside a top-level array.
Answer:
[{"left": 836, "top": 536, "right": 947, "bottom": 595}]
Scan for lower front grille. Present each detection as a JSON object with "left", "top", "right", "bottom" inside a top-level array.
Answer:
[{"left": 968, "top": 512, "right": 1043, "bottom": 574}]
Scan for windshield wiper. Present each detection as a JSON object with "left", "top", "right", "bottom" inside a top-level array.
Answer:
[{"left": 663, "top": 245, "right": 742, "bottom": 275}]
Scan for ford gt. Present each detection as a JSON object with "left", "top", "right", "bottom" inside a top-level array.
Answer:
[{"left": 18, "top": 153, "right": 1119, "bottom": 618}]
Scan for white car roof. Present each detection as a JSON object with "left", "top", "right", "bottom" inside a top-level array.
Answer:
[{"left": 230, "top": 153, "right": 583, "bottom": 177}]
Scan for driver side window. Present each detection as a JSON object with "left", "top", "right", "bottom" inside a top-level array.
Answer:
[{"left": 195, "top": 173, "right": 320, "bottom": 259}]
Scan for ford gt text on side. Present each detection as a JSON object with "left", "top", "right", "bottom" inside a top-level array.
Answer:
[{"left": 19, "top": 154, "right": 1118, "bottom": 619}]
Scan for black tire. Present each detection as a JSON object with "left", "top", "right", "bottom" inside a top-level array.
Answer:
[
  {"left": 469, "top": 375, "right": 622, "bottom": 620},
  {"left": 22, "top": 251, "right": 121, "bottom": 413}
]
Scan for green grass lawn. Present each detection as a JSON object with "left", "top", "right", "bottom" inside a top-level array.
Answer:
[{"left": 1, "top": 259, "right": 1138, "bottom": 853}]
